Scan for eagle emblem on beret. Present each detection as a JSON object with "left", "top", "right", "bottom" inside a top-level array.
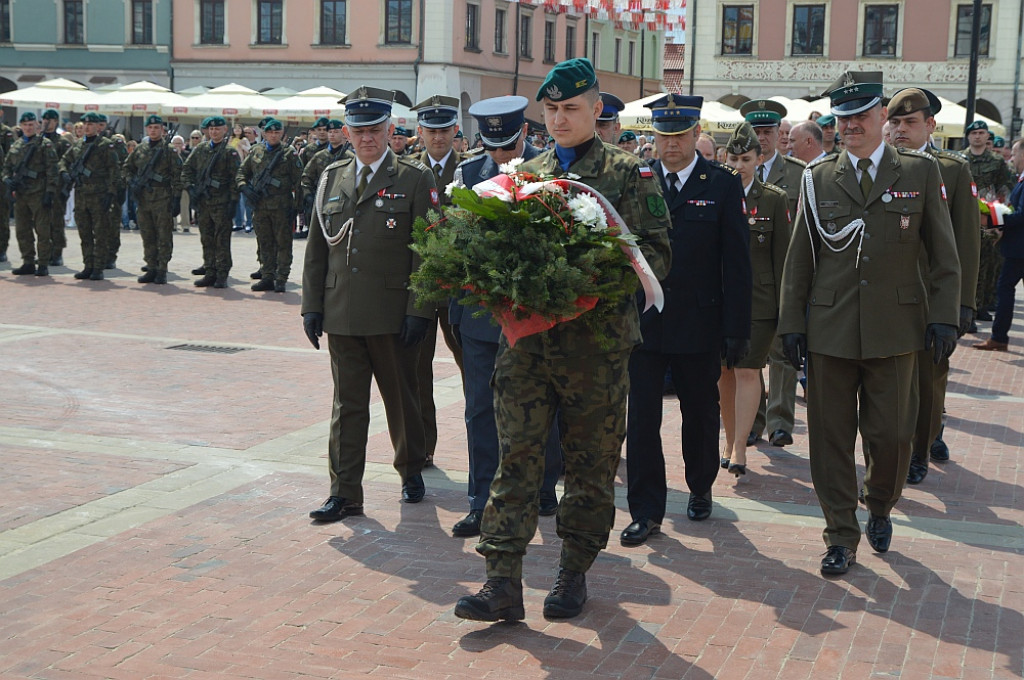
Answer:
[{"left": 546, "top": 84, "right": 562, "bottom": 99}]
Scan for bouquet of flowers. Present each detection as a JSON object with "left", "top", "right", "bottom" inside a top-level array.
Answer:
[
  {"left": 979, "top": 198, "right": 1013, "bottom": 228},
  {"left": 410, "top": 160, "right": 662, "bottom": 346}
]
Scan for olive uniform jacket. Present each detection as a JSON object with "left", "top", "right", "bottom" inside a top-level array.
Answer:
[
  {"left": 417, "top": 149, "right": 464, "bottom": 206},
  {"left": 181, "top": 140, "right": 241, "bottom": 207},
  {"left": 59, "top": 136, "right": 121, "bottom": 197},
  {"left": 764, "top": 150, "right": 806, "bottom": 216},
  {"left": 927, "top": 146, "right": 981, "bottom": 311},
  {"left": 513, "top": 137, "right": 673, "bottom": 358},
  {"left": 2, "top": 135, "right": 58, "bottom": 196},
  {"left": 123, "top": 137, "right": 184, "bottom": 203},
  {"left": 301, "top": 149, "right": 439, "bottom": 336},
  {"left": 234, "top": 142, "right": 304, "bottom": 211},
  {"left": 778, "top": 145, "right": 961, "bottom": 360},
  {"left": 746, "top": 179, "right": 792, "bottom": 321}
]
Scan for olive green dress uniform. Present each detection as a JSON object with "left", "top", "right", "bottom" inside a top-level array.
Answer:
[
  {"left": 42, "top": 129, "right": 71, "bottom": 264},
  {"left": 2, "top": 131, "right": 59, "bottom": 271},
  {"left": 60, "top": 133, "right": 120, "bottom": 276},
  {"left": 737, "top": 179, "right": 791, "bottom": 368},
  {"left": 123, "top": 134, "right": 184, "bottom": 279},
  {"left": 300, "top": 144, "right": 351, "bottom": 207},
  {"left": 236, "top": 140, "right": 304, "bottom": 286},
  {"left": 302, "top": 147, "right": 438, "bottom": 504},
  {"left": 478, "top": 135, "right": 672, "bottom": 579},
  {"left": 181, "top": 137, "right": 241, "bottom": 285},
  {"left": 968, "top": 147, "right": 1015, "bottom": 312},
  {"left": 779, "top": 143, "right": 961, "bottom": 552}
]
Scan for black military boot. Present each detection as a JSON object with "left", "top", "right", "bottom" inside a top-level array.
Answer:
[
  {"left": 34, "top": 265, "right": 49, "bottom": 276},
  {"left": 454, "top": 577, "right": 525, "bottom": 622},
  {"left": 154, "top": 270, "right": 168, "bottom": 284},
  {"left": 906, "top": 452, "right": 928, "bottom": 485},
  {"left": 543, "top": 568, "right": 587, "bottom": 619},
  {"left": 250, "top": 270, "right": 262, "bottom": 279},
  {"left": 212, "top": 274, "right": 228, "bottom": 289},
  {"left": 49, "top": 250, "right": 63, "bottom": 266},
  {"left": 138, "top": 270, "right": 157, "bottom": 283},
  {"left": 0, "top": 251, "right": 7, "bottom": 262},
  {"left": 191, "top": 265, "right": 207, "bottom": 275},
  {"left": 251, "top": 277, "right": 275, "bottom": 292},
  {"left": 104, "top": 259, "right": 116, "bottom": 270},
  {"left": 89, "top": 268, "right": 104, "bottom": 281},
  {"left": 12, "top": 262, "right": 35, "bottom": 275},
  {"left": 194, "top": 274, "right": 217, "bottom": 287},
  {"left": 273, "top": 280, "right": 286, "bottom": 293},
  {"left": 74, "top": 268, "right": 93, "bottom": 280}
]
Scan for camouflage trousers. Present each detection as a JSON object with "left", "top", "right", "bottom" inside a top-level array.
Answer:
[
  {"left": 13, "top": 192, "right": 52, "bottom": 265},
  {"left": 0, "top": 194, "right": 10, "bottom": 254},
  {"left": 253, "top": 206, "right": 293, "bottom": 282},
  {"left": 137, "top": 195, "right": 174, "bottom": 272},
  {"left": 196, "top": 202, "right": 234, "bottom": 276},
  {"left": 976, "top": 231, "right": 1003, "bottom": 310},
  {"left": 107, "top": 197, "right": 121, "bottom": 260},
  {"left": 75, "top": 193, "right": 111, "bottom": 270},
  {"left": 49, "top": 195, "right": 67, "bottom": 254},
  {"left": 478, "top": 345, "right": 630, "bottom": 579}
]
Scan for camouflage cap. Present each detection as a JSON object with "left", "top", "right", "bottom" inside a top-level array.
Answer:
[
  {"left": 965, "top": 120, "right": 988, "bottom": 133},
  {"left": 739, "top": 99, "right": 787, "bottom": 127},
  {"left": 41, "top": 108, "right": 60, "bottom": 120},
  {"left": 80, "top": 112, "right": 103, "bottom": 123},
  {"left": 823, "top": 71, "right": 884, "bottom": 116},
  {"left": 18, "top": 112, "right": 37, "bottom": 123},
  {"left": 144, "top": 114, "right": 165, "bottom": 126},
  {"left": 726, "top": 122, "right": 760, "bottom": 156},
  {"left": 536, "top": 58, "right": 598, "bottom": 102}
]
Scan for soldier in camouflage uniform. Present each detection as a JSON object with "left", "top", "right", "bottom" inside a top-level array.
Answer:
[
  {"left": 299, "top": 119, "right": 350, "bottom": 238},
  {"left": 454, "top": 59, "right": 672, "bottom": 623},
  {"left": 60, "top": 112, "right": 121, "bottom": 281},
  {"left": 123, "top": 115, "right": 184, "bottom": 284},
  {"left": 2, "top": 112, "right": 59, "bottom": 276},
  {"left": 94, "top": 115, "right": 127, "bottom": 269},
  {"left": 0, "top": 141, "right": 8, "bottom": 263},
  {"left": 181, "top": 116, "right": 241, "bottom": 289},
  {"left": 236, "top": 118, "right": 303, "bottom": 293},
  {"left": 964, "top": 120, "right": 1015, "bottom": 317},
  {"left": 40, "top": 110, "right": 71, "bottom": 266},
  {"left": 298, "top": 117, "right": 330, "bottom": 167}
]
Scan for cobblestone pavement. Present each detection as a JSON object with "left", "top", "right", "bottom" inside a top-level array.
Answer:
[{"left": 1, "top": 224, "right": 1022, "bottom": 679}]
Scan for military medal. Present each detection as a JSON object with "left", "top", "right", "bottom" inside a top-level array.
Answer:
[
  {"left": 881, "top": 192, "right": 892, "bottom": 203},
  {"left": 757, "top": 234, "right": 766, "bottom": 243},
  {"left": 386, "top": 218, "right": 397, "bottom": 229},
  {"left": 748, "top": 205, "right": 758, "bottom": 226},
  {"left": 375, "top": 198, "right": 384, "bottom": 207},
  {"left": 900, "top": 215, "right": 910, "bottom": 229}
]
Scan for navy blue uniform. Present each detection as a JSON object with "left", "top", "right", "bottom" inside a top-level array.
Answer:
[
  {"left": 448, "top": 143, "right": 562, "bottom": 512},
  {"left": 990, "top": 173, "right": 1024, "bottom": 343},
  {"left": 626, "top": 154, "right": 751, "bottom": 522}
]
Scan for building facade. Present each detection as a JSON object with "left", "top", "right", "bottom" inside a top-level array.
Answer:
[
  {"left": 0, "top": 0, "right": 172, "bottom": 95},
  {"left": 169, "top": 0, "right": 665, "bottom": 137},
  {"left": 685, "top": 0, "right": 1024, "bottom": 137}
]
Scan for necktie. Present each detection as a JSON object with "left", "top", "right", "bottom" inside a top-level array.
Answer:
[
  {"left": 666, "top": 172, "right": 679, "bottom": 202},
  {"left": 433, "top": 163, "right": 443, "bottom": 178},
  {"left": 356, "top": 165, "right": 372, "bottom": 201},
  {"left": 857, "top": 158, "right": 873, "bottom": 199},
  {"left": 757, "top": 164, "right": 765, "bottom": 182}
]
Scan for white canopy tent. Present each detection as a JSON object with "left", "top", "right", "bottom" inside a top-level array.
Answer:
[
  {"left": 161, "top": 83, "right": 276, "bottom": 120},
  {"left": 90, "top": 81, "right": 190, "bottom": 117},
  {"left": 267, "top": 86, "right": 347, "bottom": 123},
  {"left": 0, "top": 78, "right": 97, "bottom": 113},
  {"left": 619, "top": 93, "right": 746, "bottom": 134}
]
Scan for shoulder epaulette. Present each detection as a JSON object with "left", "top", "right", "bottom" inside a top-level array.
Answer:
[
  {"left": 935, "top": 148, "right": 969, "bottom": 164},
  {"left": 324, "top": 156, "right": 355, "bottom": 173},
  {"left": 897, "top": 147, "right": 932, "bottom": 160},
  {"left": 761, "top": 181, "right": 788, "bottom": 198},
  {"left": 457, "top": 153, "right": 487, "bottom": 170},
  {"left": 807, "top": 154, "right": 835, "bottom": 169},
  {"left": 708, "top": 159, "right": 739, "bottom": 175},
  {"left": 782, "top": 154, "right": 807, "bottom": 168},
  {"left": 398, "top": 156, "right": 429, "bottom": 171}
]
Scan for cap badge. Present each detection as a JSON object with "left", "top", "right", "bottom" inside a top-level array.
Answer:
[
  {"left": 843, "top": 73, "right": 855, "bottom": 87},
  {"left": 546, "top": 84, "right": 562, "bottom": 99},
  {"left": 903, "top": 100, "right": 913, "bottom": 113},
  {"left": 487, "top": 117, "right": 502, "bottom": 127},
  {"left": 758, "top": 101, "right": 766, "bottom": 110}
]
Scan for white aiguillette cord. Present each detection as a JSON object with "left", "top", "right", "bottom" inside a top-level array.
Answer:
[
  {"left": 801, "top": 166, "right": 866, "bottom": 271},
  {"left": 315, "top": 167, "right": 355, "bottom": 262}
]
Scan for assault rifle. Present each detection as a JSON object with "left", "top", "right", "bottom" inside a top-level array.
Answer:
[
  {"left": 188, "top": 140, "right": 229, "bottom": 207},
  {"left": 60, "top": 140, "right": 97, "bottom": 201},
  {"left": 128, "top": 144, "right": 165, "bottom": 198},
  {"left": 242, "top": 145, "right": 286, "bottom": 206}
]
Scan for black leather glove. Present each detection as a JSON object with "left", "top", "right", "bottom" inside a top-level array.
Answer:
[
  {"left": 115, "top": 186, "right": 126, "bottom": 205},
  {"left": 721, "top": 337, "right": 751, "bottom": 370},
  {"left": 399, "top": 315, "right": 431, "bottom": 347},
  {"left": 100, "top": 194, "right": 114, "bottom": 212},
  {"left": 170, "top": 198, "right": 181, "bottom": 218},
  {"left": 925, "top": 323, "right": 958, "bottom": 365},
  {"left": 302, "top": 312, "right": 324, "bottom": 350},
  {"left": 451, "top": 323, "right": 462, "bottom": 348},
  {"left": 41, "top": 192, "right": 54, "bottom": 208},
  {"left": 957, "top": 305, "right": 975, "bottom": 338},
  {"left": 781, "top": 333, "right": 807, "bottom": 371}
]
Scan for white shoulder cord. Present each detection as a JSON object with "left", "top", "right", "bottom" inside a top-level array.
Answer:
[
  {"left": 802, "top": 166, "right": 867, "bottom": 269},
  {"left": 315, "top": 167, "right": 355, "bottom": 262}
]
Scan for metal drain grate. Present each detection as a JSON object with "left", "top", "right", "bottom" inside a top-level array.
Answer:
[{"left": 166, "top": 344, "right": 250, "bottom": 354}]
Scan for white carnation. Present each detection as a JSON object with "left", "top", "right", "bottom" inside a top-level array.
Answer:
[
  {"left": 498, "top": 157, "right": 525, "bottom": 174},
  {"left": 567, "top": 194, "right": 608, "bottom": 231},
  {"left": 444, "top": 178, "right": 463, "bottom": 197}
]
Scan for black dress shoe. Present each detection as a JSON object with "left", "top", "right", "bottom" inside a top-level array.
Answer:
[
  {"left": 820, "top": 545, "right": 856, "bottom": 575},
  {"left": 746, "top": 431, "right": 760, "bottom": 447},
  {"left": 543, "top": 568, "right": 587, "bottom": 618},
  {"left": 866, "top": 514, "right": 892, "bottom": 553},
  {"left": 728, "top": 462, "right": 746, "bottom": 477},
  {"left": 977, "top": 309, "right": 993, "bottom": 321},
  {"left": 402, "top": 473, "right": 425, "bottom": 503},
  {"left": 620, "top": 518, "right": 661, "bottom": 546},
  {"left": 538, "top": 496, "right": 558, "bottom": 517},
  {"left": 687, "top": 491, "right": 712, "bottom": 521},
  {"left": 309, "top": 496, "right": 363, "bottom": 522},
  {"left": 906, "top": 453, "right": 928, "bottom": 485},
  {"left": 769, "top": 429, "right": 793, "bottom": 447},
  {"left": 930, "top": 437, "right": 950, "bottom": 462},
  {"left": 452, "top": 510, "right": 483, "bottom": 537},
  {"left": 454, "top": 577, "right": 524, "bottom": 622}
]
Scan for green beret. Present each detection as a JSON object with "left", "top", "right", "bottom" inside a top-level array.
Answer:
[
  {"left": 18, "top": 112, "right": 37, "bottom": 123},
  {"left": 816, "top": 114, "right": 836, "bottom": 127},
  {"left": 325, "top": 119, "right": 344, "bottom": 130},
  {"left": 536, "top": 58, "right": 598, "bottom": 102},
  {"left": 97, "top": 114, "right": 108, "bottom": 122},
  {"left": 80, "top": 112, "right": 103, "bottom": 123},
  {"left": 988, "top": 131, "right": 995, "bottom": 141},
  {"left": 41, "top": 109, "right": 60, "bottom": 120},
  {"left": 739, "top": 99, "right": 787, "bottom": 127},
  {"left": 726, "top": 122, "right": 760, "bottom": 156},
  {"left": 994, "top": 136, "right": 1006, "bottom": 148},
  {"left": 263, "top": 119, "right": 283, "bottom": 131},
  {"left": 454, "top": 130, "right": 464, "bottom": 139},
  {"left": 144, "top": 114, "right": 165, "bottom": 126},
  {"left": 965, "top": 120, "right": 988, "bottom": 133},
  {"left": 618, "top": 130, "right": 637, "bottom": 143},
  {"left": 202, "top": 116, "right": 227, "bottom": 128},
  {"left": 313, "top": 116, "right": 330, "bottom": 128}
]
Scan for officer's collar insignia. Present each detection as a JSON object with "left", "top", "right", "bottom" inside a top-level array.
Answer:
[{"left": 546, "top": 84, "right": 562, "bottom": 99}]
